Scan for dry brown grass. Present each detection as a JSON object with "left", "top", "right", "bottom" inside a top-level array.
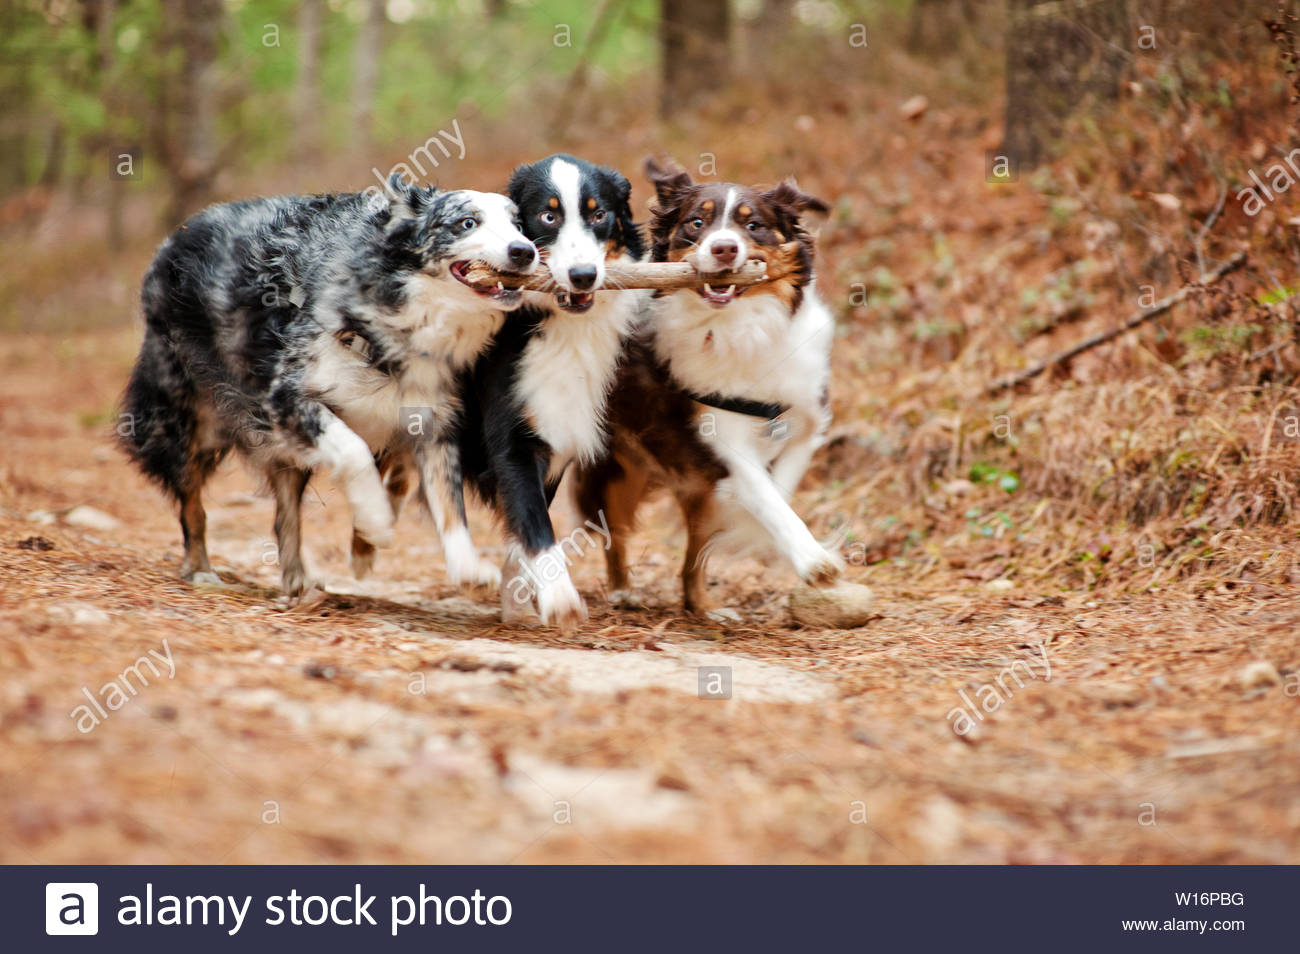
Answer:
[{"left": 1, "top": 10, "right": 1298, "bottom": 864}]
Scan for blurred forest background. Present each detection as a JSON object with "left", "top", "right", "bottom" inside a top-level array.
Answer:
[
  {"left": 1, "top": 0, "right": 1299, "bottom": 596},
  {"left": 3, "top": 1, "right": 1300, "bottom": 865}
]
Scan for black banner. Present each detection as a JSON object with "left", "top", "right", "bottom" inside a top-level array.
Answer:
[{"left": 9, "top": 865, "right": 1292, "bottom": 950}]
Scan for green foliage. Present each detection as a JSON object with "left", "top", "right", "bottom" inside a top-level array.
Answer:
[
  {"left": 1257, "top": 286, "right": 1297, "bottom": 306},
  {"left": 0, "top": 0, "right": 662, "bottom": 193},
  {"left": 969, "top": 461, "right": 1020, "bottom": 494}
]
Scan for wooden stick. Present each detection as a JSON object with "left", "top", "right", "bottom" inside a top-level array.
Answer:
[
  {"left": 462, "top": 241, "right": 806, "bottom": 292},
  {"left": 984, "top": 251, "right": 1248, "bottom": 396},
  {"left": 463, "top": 258, "right": 769, "bottom": 292}
]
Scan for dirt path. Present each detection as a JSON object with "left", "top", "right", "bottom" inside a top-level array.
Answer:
[{"left": 1, "top": 329, "right": 1297, "bottom": 863}]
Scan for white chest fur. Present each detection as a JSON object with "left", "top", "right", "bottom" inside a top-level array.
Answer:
[
  {"left": 654, "top": 283, "right": 833, "bottom": 419},
  {"left": 304, "top": 275, "right": 504, "bottom": 451},
  {"left": 513, "top": 292, "right": 641, "bottom": 474}
]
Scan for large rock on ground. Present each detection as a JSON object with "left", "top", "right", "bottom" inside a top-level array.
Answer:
[{"left": 788, "top": 581, "right": 876, "bottom": 629}]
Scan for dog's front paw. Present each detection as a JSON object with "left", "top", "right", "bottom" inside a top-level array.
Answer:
[
  {"left": 443, "top": 528, "right": 499, "bottom": 587},
  {"left": 706, "top": 606, "right": 743, "bottom": 623},
  {"left": 501, "top": 586, "right": 542, "bottom": 626},
  {"left": 185, "top": 569, "right": 225, "bottom": 588},
  {"left": 350, "top": 534, "right": 376, "bottom": 579},
  {"left": 607, "top": 588, "right": 645, "bottom": 610},
  {"left": 276, "top": 582, "right": 326, "bottom": 611},
  {"left": 449, "top": 555, "right": 501, "bottom": 588},
  {"left": 798, "top": 548, "right": 845, "bottom": 587},
  {"left": 353, "top": 505, "right": 395, "bottom": 549},
  {"left": 538, "top": 578, "right": 587, "bottom": 634}
]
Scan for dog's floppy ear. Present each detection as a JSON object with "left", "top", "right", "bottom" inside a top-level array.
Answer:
[
  {"left": 762, "top": 177, "right": 830, "bottom": 228},
  {"left": 602, "top": 165, "right": 645, "bottom": 260},
  {"left": 506, "top": 161, "right": 537, "bottom": 205},
  {"left": 644, "top": 156, "right": 695, "bottom": 260},
  {"left": 385, "top": 172, "right": 435, "bottom": 217},
  {"left": 644, "top": 156, "right": 694, "bottom": 209}
]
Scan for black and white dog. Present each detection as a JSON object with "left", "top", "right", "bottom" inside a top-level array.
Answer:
[
  {"left": 573, "top": 158, "right": 843, "bottom": 619},
  {"left": 120, "top": 175, "right": 536, "bottom": 600},
  {"left": 456, "top": 154, "right": 646, "bottom": 631}
]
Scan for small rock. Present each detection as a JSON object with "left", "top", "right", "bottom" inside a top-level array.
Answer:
[
  {"left": 1147, "top": 191, "right": 1181, "bottom": 211},
  {"left": 793, "top": 114, "right": 816, "bottom": 133},
  {"left": 986, "top": 578, "right": 1015, "bottom": 593},
  {"left": 789, "top": 581, "right": 876, "bottom": 629},
  {"left": 1237, "top": 660, "right": 1281, "bottom": 689},
  {"left": 899, "top": 94, "right": 929, "bottom": 120},
  {"left": 1091, "top": 682, "right": 1143, "bottom": 707},
  {"left": 64, "top": 506, "right": 120, "bottom": 532},
  {"left": 48, "top": 602, "right": 111, "bottom": 626},
  {"left": 943, "top": 479, "right": 976, "bottom": 497}
]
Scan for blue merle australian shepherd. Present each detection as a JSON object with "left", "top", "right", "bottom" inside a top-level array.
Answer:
[{"left": 120, "top": 175, "right": 537, "bottom": 602}]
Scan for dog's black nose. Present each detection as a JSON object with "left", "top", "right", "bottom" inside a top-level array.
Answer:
[
  {"left": 568, "top": 265, "right": 598, "bottom": 291},
  {"left": 507, "top": 241, "right": 536, "bottom": 269},
  {"left": 710, "top": 239, "right": 739, "bottom": 266}
]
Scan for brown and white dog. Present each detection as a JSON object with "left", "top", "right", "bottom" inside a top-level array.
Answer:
[{"left": 573, "top": 158, "right": 844, "bottom": 618}]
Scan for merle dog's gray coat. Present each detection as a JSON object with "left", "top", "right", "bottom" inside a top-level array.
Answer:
[{"left": 120, "top": 176, "right": 535, "bottom": 597}]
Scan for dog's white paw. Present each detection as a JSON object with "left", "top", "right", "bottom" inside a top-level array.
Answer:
[
  {"left": 449, "top": 555, "right": 501, "bottom": 588},
  {"left": 353, "top": 505, "right": 395, "bottom": 549},
  {"left": 537, "top": 577, "right": 587, "bottom": 634},
  {"left": 796, "top": 546, "right": 845, "bottom": 587},
  {"left": 706, "top": 606, "right": 743, "bottom": 624},
  {"left": 501, "top": 586, "right": 542, "bottom": 626},
  {"left": 276, "top": 584, "right": 327, "bottom": 611},
  {"left": 607, "top": 588, "right": 645, "bottom": 610},
  {"left": 444, "top": 529, "right": 500, "bottom": 587},
  {"left": 350, "top": 542, "right": 375, "bottom": 580}
]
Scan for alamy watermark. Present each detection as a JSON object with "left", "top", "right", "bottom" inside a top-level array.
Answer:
[
  {"left": 946, "top": 643, "right": 1051, "bottom": 737},
  {"left": 69, "top": 638, "right": 176, "bottom": 733}
]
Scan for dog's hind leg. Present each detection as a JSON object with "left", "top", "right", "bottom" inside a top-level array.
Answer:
[
  {"left": 120, "top": 337, "right": 230, "bottom": 584},
  {"left": 574, "top": 452, "right": 648, "bottom": 609},
  {"left": 678, "top": 487, "right": 737, "bottom": 619},
  {"left": 298, "top": 407, "right": 394, "bottom": 550},
  {"left": 270, "top": 464, "right": 312, "bottom": 599},
  {"left": 500, "top": 542, "right": 541, "bottom": 626},
  {"left": 415, "top": 438, "right": 499, "bottom": 587},
  {"left": 179, "top": 484, "right": 215, "bottom": 583},
  {"left": 351, "top": 449, "right": 412, "bottom": 579}
]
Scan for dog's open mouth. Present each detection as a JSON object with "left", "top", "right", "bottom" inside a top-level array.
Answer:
[
  {"left": 555, "top": 289, "right": 596, "bottom": 313},
  {"left": 450, "top": 260, "right": 524, "bottom": 306},
  {"left": 697, "top": 281, "right": 739, "bottom": 307}
]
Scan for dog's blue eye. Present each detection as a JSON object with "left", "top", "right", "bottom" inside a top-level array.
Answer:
[
  {"left": 689, "top": 218, "right": 704, "bottom": 229},
  {"left": 460, "top": 218, "right": 477, "bottom": 232},
  {"left": 746, "top": 221, "right": 759, "bottom": 231}
]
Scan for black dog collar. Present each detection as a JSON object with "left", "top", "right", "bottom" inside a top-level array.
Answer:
[{"left": 684, "top": 388, "right": 788, "bottom": 421}]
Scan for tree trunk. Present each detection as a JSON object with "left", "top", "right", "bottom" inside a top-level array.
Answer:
[
  {"left": 294, "top": 0, "right": 324, "bottom": 152},
  {"left": 1002, "top": 0, "right": 1132, "bottom": 170},
  {"left": 162, "top": 0, "right": 223, "bottom": 226},
  {"left": 749, "top": 0, "right": 792, "bottom": 70},
  {"left": 352, "top": 0, "right": 386, "bottom": 141},
  {"left": 87, "top": 0, "right": 125, "bottom": 243},
  {"left": 658, "top": 0, "right": 730, "bottom": 120},
  {"left": 908, "top": 0, "right": 978, "bottom": 53}
]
